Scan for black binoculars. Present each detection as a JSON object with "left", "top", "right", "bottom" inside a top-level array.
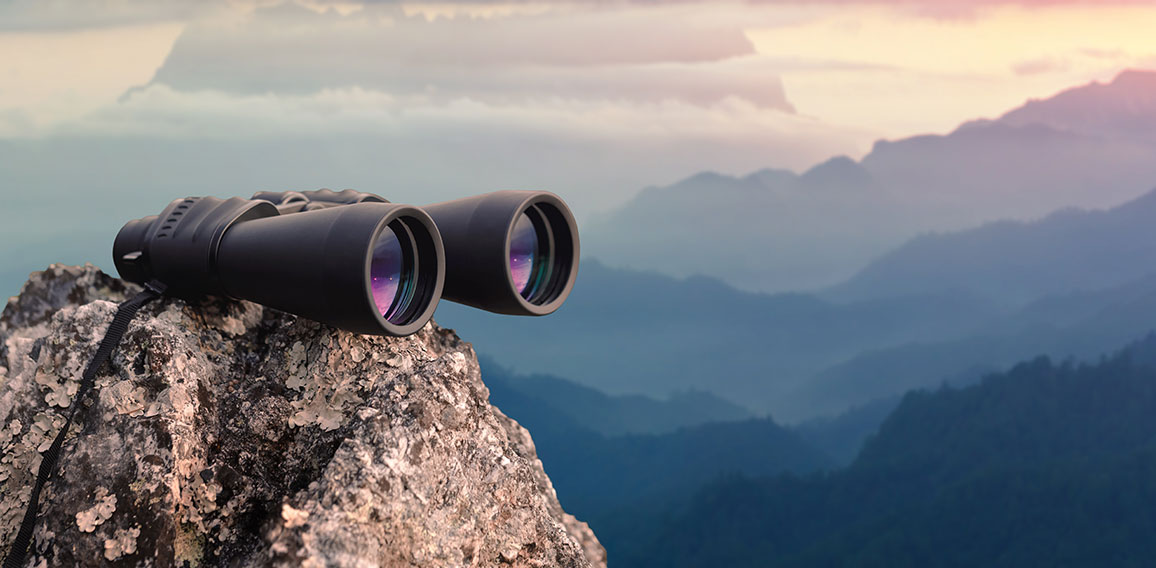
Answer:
[{"left": 112, "top": 189, "right": 579, "bottom": 336}]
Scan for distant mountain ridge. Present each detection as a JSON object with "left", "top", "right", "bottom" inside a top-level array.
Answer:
[
  {"left": 444, "top": 186, "right": 1156, "bottom": 421},
  {"left": 998, "top": 69, "right": 1156, "bottom": 142},
  {"left": 586, "top": 69, "right": 1156, "bottom": 294},
  {"left": 442, "top": 70, "right": 1156, "bottom": 423},
  {"left": 447, "top": 175, "right": 1156, "bottom": 420},
  {"left": 435, "top": 258, "right": 1002, "bottom": 417},
  {"left": 827, "top": 187, "right": 1156, "bottom": 304},
  {"left": 479, "top": 356, "right": 752, "bottom": 436},
  {"left": 608, "top": 333, "right": 1156, "bottom": 566},
  {"left": 792, "top": 270, "right": 1156, "bottom": 417},
  {"left": 481, "top": 361, "right": 831, "bottom": 525},
  {"left": 585, "top": 155, "right": 903, "bottom": 292}
]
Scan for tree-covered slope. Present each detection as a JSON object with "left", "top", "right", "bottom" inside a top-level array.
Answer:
[
  {"left": 480, "top": 361, "right": 831, "bottom": 560},
  {"left": 615, "top": 334, "right": 1156, "bottom": 567},
  {"left": 483, "top": 363, "right": 831, "bottom": 517}
]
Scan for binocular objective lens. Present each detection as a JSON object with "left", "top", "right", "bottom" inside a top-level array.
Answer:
[
  {"left": 371, "top": 223, "right": 418, "bottom": 324},
  {"left": 509, "top": 212, "right": 537, "bottom": 296},
  {"left": 510, "top": 209, "right": 554, "bottom": 301}
]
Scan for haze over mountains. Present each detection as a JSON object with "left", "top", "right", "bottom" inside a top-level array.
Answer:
[
  {"left": 440, "top": 181, "right": 1156, "bottom": 421},
  {"left": 488, "top": 327, "right": 1156, "bottom": 566},
  {"left": 478, "top": 356, "right": 752, "bottom": 437},
  {"left": 829, "top": 187, "right": 1156, "bottom": 305},
  {"left": 586, "top": 70, "right": 1156, "bottom": 293},
  {"left": 435, "top": 259, "right": 1003, "bottom": 418}
]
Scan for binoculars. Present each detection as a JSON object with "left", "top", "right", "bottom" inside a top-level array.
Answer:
[{"left": 112, "top": 189, "right": 579, "bottom": 336}]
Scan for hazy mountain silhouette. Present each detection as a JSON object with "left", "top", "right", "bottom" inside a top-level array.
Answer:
[
  {"left": 827, "top": 188, "right": 1156, "bottom": 305},
  {"left": 478, "top": 356, "right": 752, "bottom": 436},
  {"left": 609, "top": 334, "right": 1156, "bottom": 567},
  {"left": 998, "top": 69, "right": 1156, "bottom": 143},
  {"left": 586, "top": 70, "right": 1156, "bottom": 293},
  {"left": 584, "top": 156, "right": 905, "bottom": 292},
  {"left": 482, "top": 362, "right": 832, "bottom": 530},
  {"left": 443, "top": 176, "right": 1156, "bottom": 421},
  {"left": 434, "top": 259, "right": 1002, "bottom": 417},
  {"left": 791, "top": 272, "right": 1156, "bottom": 417},
  {"left": 446, "top": 181, "right": 1156, "bottom": 420}
]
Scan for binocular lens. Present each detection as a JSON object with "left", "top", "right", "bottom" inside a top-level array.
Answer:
[
  {"left": 424, "top": 191, "right": 577, "bottom": 315},
  {"left": 371, "top": 222, "right": 418, "bottom": 324},
  {"left": 510, "top": 212, "right": 539, "bottom": 297},
  {"left": 510, "top": 207, "right": 560, "bottom": 303}
]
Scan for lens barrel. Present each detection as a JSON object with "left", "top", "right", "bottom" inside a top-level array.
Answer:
[
  {"left": 113, "top": 196, "right": 444, "bottom": 336},
  {"left": 215, "top": 203, "right": 443, "bottom": 335},
  {"left": 422, "top": 191, "right": 579, "bottom": 316}
]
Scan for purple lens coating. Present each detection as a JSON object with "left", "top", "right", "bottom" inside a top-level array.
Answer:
[
  {"left": 509, "top": 212, "right": 538, "bottom": 296},
  {"left": 371, "top": 226, "right": 408, "bottom": 322}
]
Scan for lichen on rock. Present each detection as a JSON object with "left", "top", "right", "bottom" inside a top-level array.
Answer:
[
  {"left": 0, "top": 264, "right": 605, "bottom": 567},
  {"left": 76, "top": 488, "right": 117, "bottom": 533}
]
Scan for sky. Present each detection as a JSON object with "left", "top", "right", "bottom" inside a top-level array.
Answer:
[
  {"left": 1, "top": 0, "right": 1155, "bottom": 296},
  {"left": 4, "top": 2, "right": 1155, "bottom": 197},
  {"left": 4, "top": 1, "right": 1151, "bottom": 144}
]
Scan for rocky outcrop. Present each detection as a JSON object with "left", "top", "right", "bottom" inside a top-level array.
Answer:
[{"left": 0, "top": 265, "right": 605, "bottom": 567}]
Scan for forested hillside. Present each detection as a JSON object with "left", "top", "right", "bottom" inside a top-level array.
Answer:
[{"left": 608, "top": 334, "right": 1156, "bottom": 566}]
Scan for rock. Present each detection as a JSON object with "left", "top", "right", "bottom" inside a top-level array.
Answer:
[{"left": 0, "top": 264, "right": 606, "bottom": 567}]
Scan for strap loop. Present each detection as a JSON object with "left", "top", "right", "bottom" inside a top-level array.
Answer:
[{"left": 3, "top": 280, "right": 167, "bottom": 568}]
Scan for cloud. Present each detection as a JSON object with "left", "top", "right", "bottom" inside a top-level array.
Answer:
[
  {"left": 62, "top": 83, "right": 835, "bottom": 148},
  {"left": 162, "top": 3, "right": 753, "bottom": 67},
  {"left": 0, "top": 0, "right": 215, "bottom": 31},
  {"left": 1012, "top": 56, "right": 1071, "bottom": 76},
  {"left": 2, "top": 0, "right": 1150, "bottom": 33},
  {"left": 0, "top": 21, "right": 184, "bottom": 133},
  {"left": 136, "top": 2, "right": 797, "bottom": 111},
  {"left": 11, "top": 83, "right": 867, "bottom": 217},
  {"left": 0, "top": 0, "right": 872, "bottom": 217}
]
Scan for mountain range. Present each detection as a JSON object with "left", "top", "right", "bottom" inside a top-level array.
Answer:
[
  {"left": 481, "top": 361, "right": 831, "bottom": 522},
  {"left": 827, "top": 188, "right": 1156, "bottom": 305},
  {"left": 792, "top": 264, "right": 1156, "bottom": 416},
  {"left": 434, "top": 259, "right": 1002, "bottom": 418},
  {"left": 478, "top": 356, "right": 752, "bottom": 436},
  {"left": 585, "top": 70, "right": 1156, "bottom": 293},
  {"left": 440, "top": 182, "right": 1156, "bottom": 420},
  {"left": 487, "top": 323, "right": 1156, "bottom": 566},
  {"left": 606, "top": 333, "right": 1156, "bottom": 566}
]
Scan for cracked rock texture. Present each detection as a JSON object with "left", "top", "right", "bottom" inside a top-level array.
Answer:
[{"left": 0, "top": 264, "right": 605, "bottom": 567}]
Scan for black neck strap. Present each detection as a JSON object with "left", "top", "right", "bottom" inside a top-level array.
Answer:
[{"left": 3, "top": 280, "right": 167, "bottom": 568}]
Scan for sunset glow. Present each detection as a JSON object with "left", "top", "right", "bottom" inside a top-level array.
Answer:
[
  {"left": 0, "top": 23, "right": 184, "bottom": 132},
  {"left": 748, "top": 4, "right": 1156, "bottom": 136}
]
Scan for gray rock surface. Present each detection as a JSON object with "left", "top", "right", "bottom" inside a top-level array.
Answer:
[{"left": 0, "top": 264, "right": 605, "bottom": 567}]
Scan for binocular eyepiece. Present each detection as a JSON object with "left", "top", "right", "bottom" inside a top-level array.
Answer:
[{"left": 113, "top": 189, "right": 579, "bottom": 336}]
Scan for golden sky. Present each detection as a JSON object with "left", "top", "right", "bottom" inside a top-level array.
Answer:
[
  {"left": 0, "top": 23, "right": 183, "bottom": 130},
  {"left": 748, "top": 4, "right": 1156, "bottom": 136}
]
